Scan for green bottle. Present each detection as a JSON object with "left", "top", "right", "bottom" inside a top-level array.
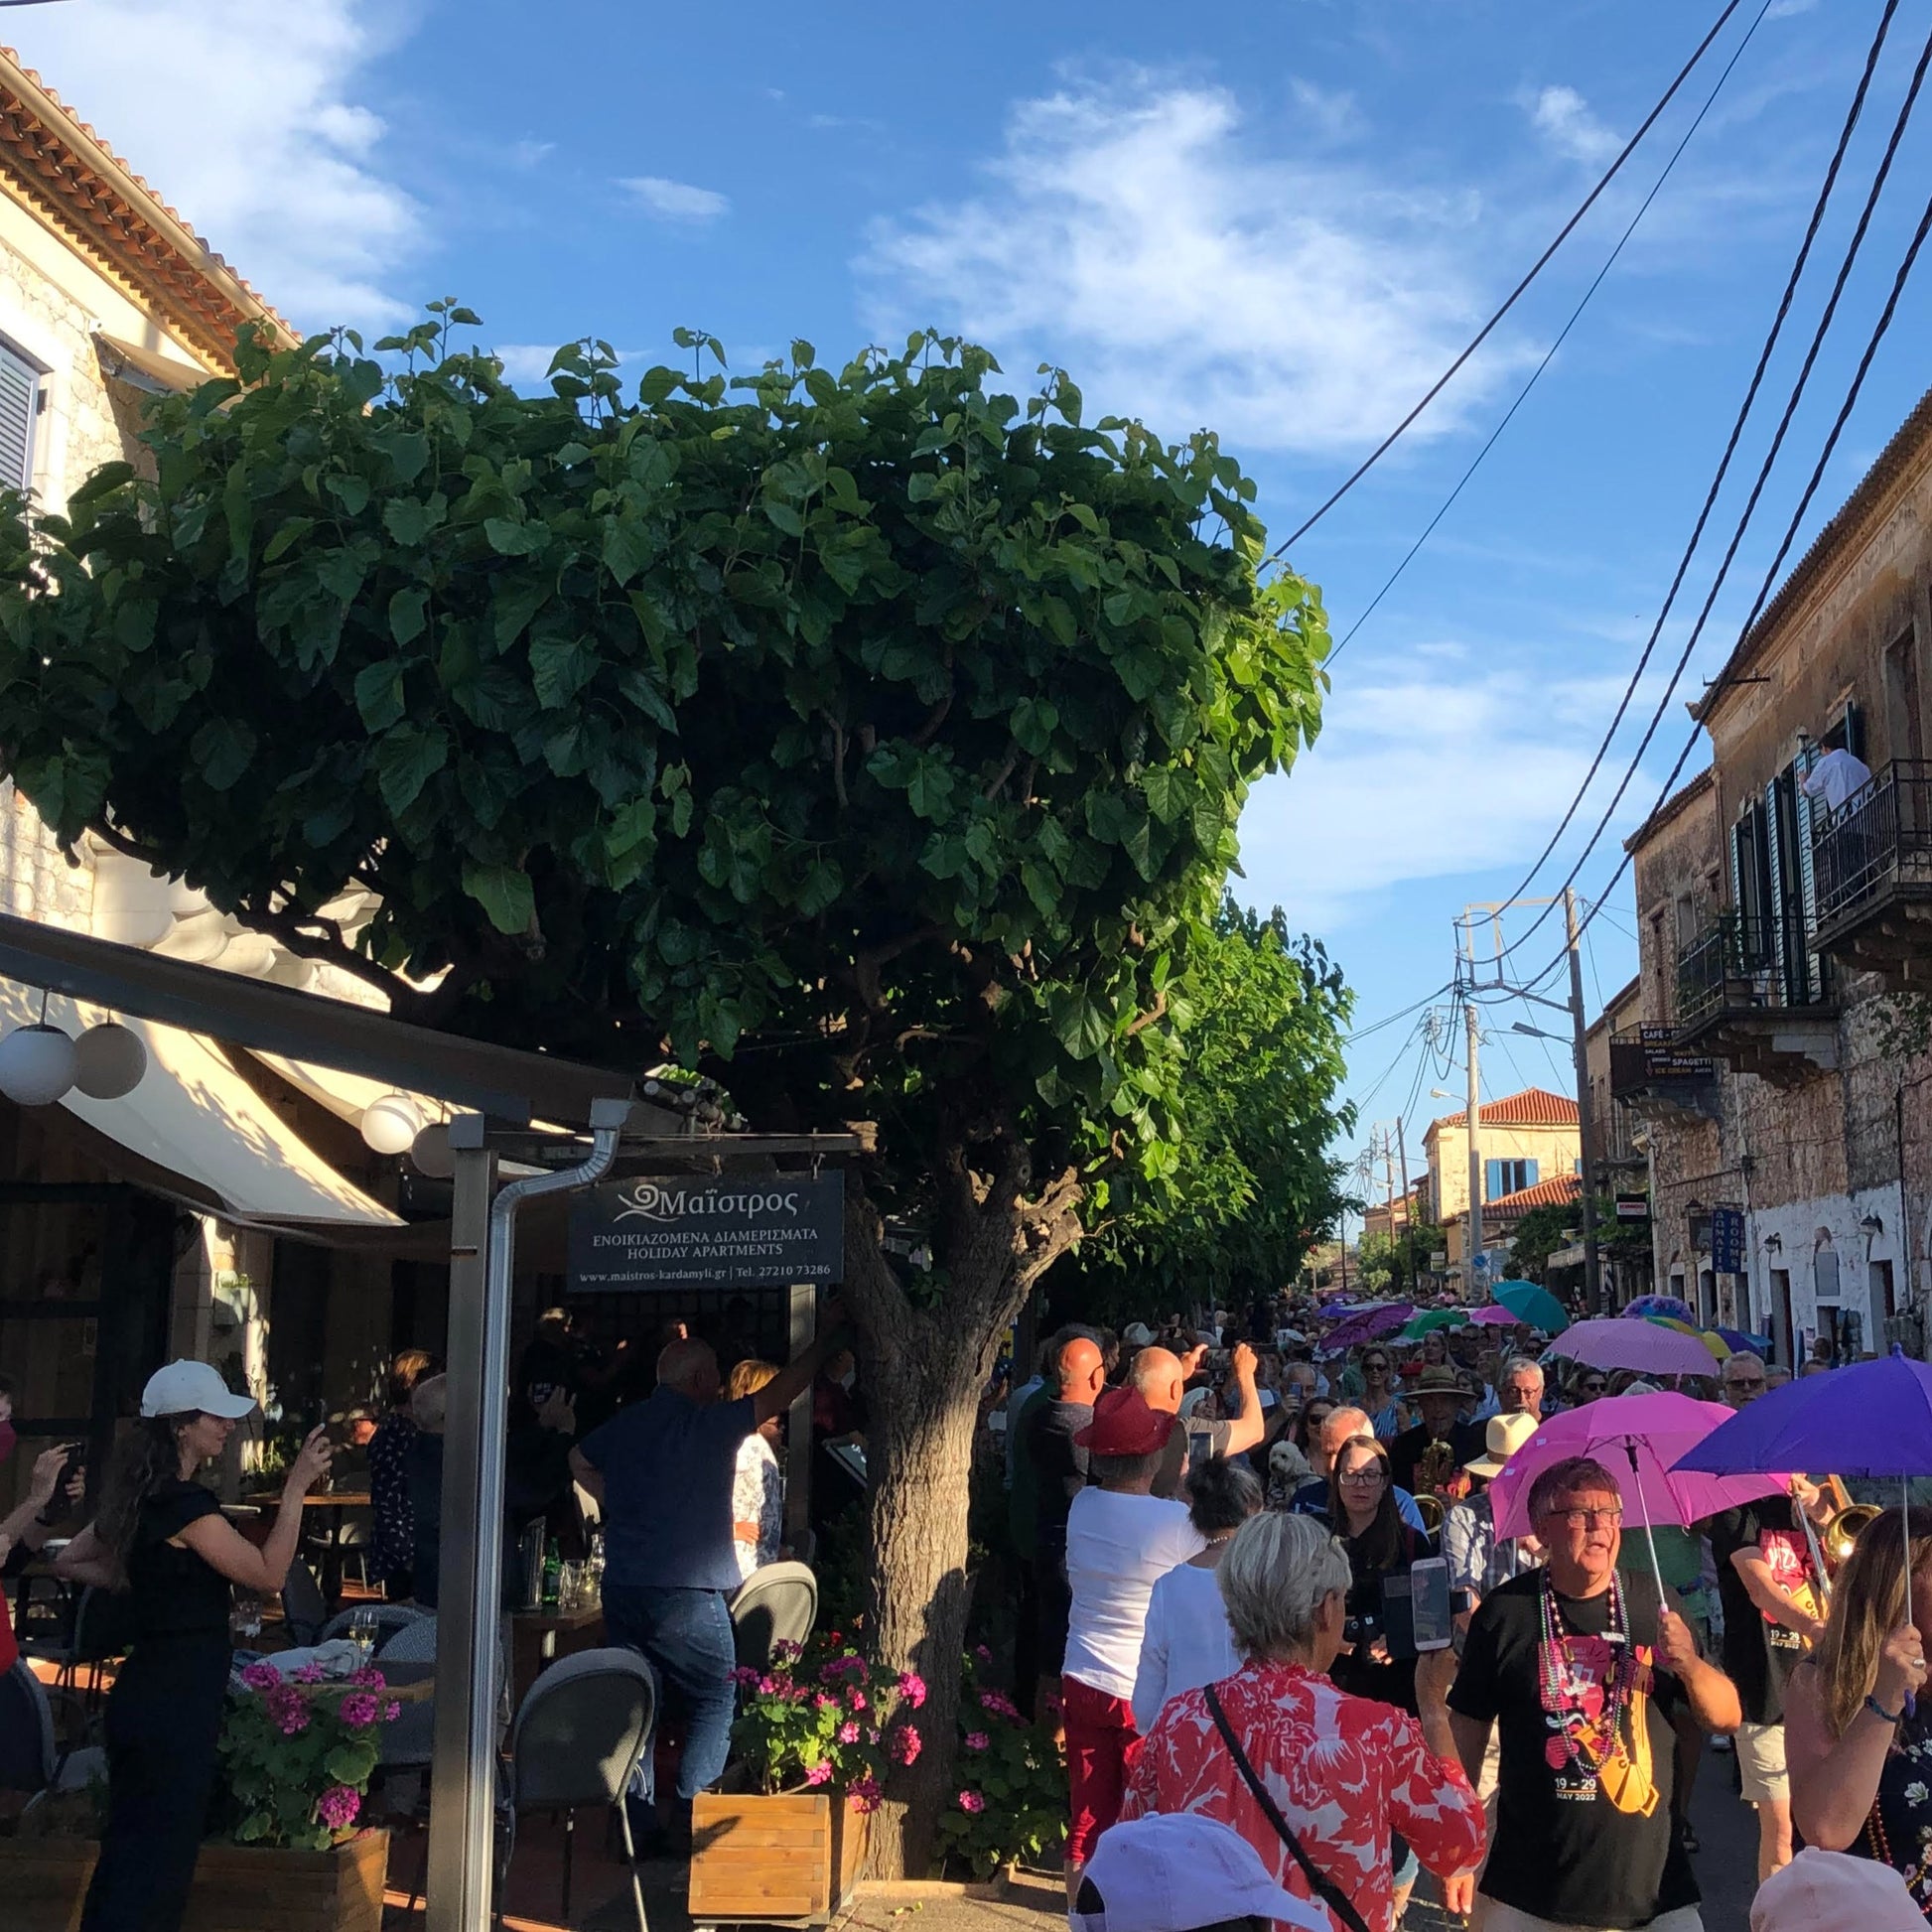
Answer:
[{"left": 540, "top": 1539, "right": 561, "bottom": 1608}]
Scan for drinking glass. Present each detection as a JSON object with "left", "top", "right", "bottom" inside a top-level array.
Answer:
[
  {"left": 229, "top": 1589, "right": 263, "bottom": 1646},
  {"left": 347, "top": 1605, "right": 380, "bottom": 1670}
]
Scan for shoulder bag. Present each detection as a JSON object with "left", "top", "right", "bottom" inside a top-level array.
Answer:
[{"left": 1201, "top": 1682, "right": 1374, "bottom": 1932}]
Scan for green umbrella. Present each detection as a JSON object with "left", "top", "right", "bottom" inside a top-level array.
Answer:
[
  {"left": 1400, "top": 1309, "right": 1469, "bottom": 1339},
  {"left": 1492, "top": 1280, "right": 1570, "bottom": 1334}
]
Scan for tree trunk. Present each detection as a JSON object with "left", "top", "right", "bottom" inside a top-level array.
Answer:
[{"left": 861, "top": 1317, "right": 992, "bottom": 1876}]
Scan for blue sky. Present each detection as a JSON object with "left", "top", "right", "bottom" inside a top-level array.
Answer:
[{"left": 14, "top": 0, "right": 1932, "bottom": 1200}]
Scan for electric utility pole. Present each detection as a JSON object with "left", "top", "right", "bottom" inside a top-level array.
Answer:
[
  {"left": 1564, "top": 886, "right": 1604, "bottom": 1315},
  {"left": 1463, "top": 917, "right": 1482, "bottom": 1305},
  {"left": 1396, "top": 1115, "right": 1416, "bottom": 1291}
]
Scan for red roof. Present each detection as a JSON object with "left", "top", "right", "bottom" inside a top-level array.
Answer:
[
  {"left": 1486, "top": 1173, "right": 1583, "bottom": 1216},
  {"left": 1430, "top": 1087, "right": 1580, "bottom": 1132}
]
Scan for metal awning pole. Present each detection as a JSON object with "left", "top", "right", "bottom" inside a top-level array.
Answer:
[{"left": 426, "top": 1102, "right": 627, "bottom": 1932}]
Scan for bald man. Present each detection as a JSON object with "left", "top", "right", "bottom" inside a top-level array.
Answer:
[
  {"left": 1286, "top": 1403, "right": 1431, "bottom": 1533},
  {"left": 571, "top": 1315, "right": 845, "bottom": 1828},
  {"left": 1013, "top": 1330, "right": 1107, "bottom": 1720},
  {"left": 1127, "top": 1339, "right": 1266, "bottom": 1499}
]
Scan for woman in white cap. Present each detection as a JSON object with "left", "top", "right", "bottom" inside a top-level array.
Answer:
[{"left": 56, "top": 1359, "right": 331, "bottom": 1932}]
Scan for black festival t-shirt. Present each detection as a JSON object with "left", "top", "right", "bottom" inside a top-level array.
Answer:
[
  {"left": 1449, "top": 1569, "right": 1696, "bottom": 1929},
  {"left": 1710, "top": 1497, "right": 1816, "bottom": 1727}
]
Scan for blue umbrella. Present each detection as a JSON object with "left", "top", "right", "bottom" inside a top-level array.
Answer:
[
  {"left": 1491, "top": 1280, "right": 1570, "bottom": 1334},
  {"left": 1675, "top": 1348, "right": 1932, "bottom": 1664}
]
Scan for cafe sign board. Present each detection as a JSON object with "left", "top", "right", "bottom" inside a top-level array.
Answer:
[{"left": 570, "top": 1172, "right": 845, "bottom": 1291}]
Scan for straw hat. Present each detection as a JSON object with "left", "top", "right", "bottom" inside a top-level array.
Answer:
[{"left": 1464, "top": 1411, "right": 1539, "bottom": 1479}]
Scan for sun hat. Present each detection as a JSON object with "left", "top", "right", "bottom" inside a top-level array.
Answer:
[
  {"left": 1750, "top": 1847, "right": 1925, "bottom": 1932},
  {"left": 1074, "top": 1385, "right": 1176, "bottom": 1458},
  {"left": 1464, "top": 1410, "right": 1539, "bottom": 1479},
  {"left": 1413, "top": 1365, "right": 1463, "bottom": 1398},
  {"left": 1071, "top": 1813, "right": 1329, "bottom": 1932},
  {"left": 1122, "top": 1321, "right": 1156, "bottom": 1348},
  {"left": 140, "top": 1359, "right": 256, "bottom": 1420}
]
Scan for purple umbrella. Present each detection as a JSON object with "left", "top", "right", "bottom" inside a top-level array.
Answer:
[
  {"left": 1466, "top": 1305, "right": 1522, "bottom": 1328},
  {"left": 1676, "top": 1349, "right": 1932, "bottom": 1656},
  {"left": 1317, "top": 1304, "right": 1415, "bottom": 1351},
  {"left": 1543, "top": 1316, "right": 1722, "bottom": 1379},
  {"left": 1623, "top": 1294, "right": 1697, "bottom": 1323}
]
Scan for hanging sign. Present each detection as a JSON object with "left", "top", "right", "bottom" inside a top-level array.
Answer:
[
  {"left": 1711, "top": 1205, "right": 1746, "bottom": 1275},
  {"left": 569, "top": 1172, "right": 846, "bottom": 1291},
  {"left": 1615, "top": 1194, "right": 1650, "bottom": 1222}
]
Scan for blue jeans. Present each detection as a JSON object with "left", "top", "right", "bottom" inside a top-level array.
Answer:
[{"left": 602, "top": 1583, "right": 737, "bottom": 1802}]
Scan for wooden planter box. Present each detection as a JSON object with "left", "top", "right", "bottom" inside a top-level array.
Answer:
[
  {"left": 689, "top": 1789, "right": 870, "bottom": 1923},
  {"left": 183, "top": 1829, "right": 389, "bottom": 1932},
  {"left": 0, "top": 1835, "right": 97, "bottom": 1932}
]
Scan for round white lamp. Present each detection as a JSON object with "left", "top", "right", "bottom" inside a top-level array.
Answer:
[
  {"left": 409, "top": 1120, "right": 455, "bottom": 1179},
  {"left": 72, "top": 1022, "right": 148, "bottom": 1099},
  {"left": 360, "top": 1093, "right": 424, "bottom": 1156},
  {"left": 0, "top": 1024, "right": 76, "bottom": 1107}
]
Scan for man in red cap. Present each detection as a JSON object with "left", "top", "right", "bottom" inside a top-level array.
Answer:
[{"left": 1060, "top": 1386, "right": 1207, "bottom": 1902}]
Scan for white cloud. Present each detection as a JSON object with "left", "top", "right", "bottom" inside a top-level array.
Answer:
[
  {"left": 1527, "top": 84, "right": 1621, "bottom": 167},
  {"left": 1289, "top": 77, "right": 1359, "bottom": 142},
  {"left": 1235, "top": 663, "right": 1667, "bottom": 930},
  {"left": 508, "top": 139, "right": 555, "bottom": 169},
  {"left": 862, "top": 75, "right": 1521, "bottom": 456},
  {"left": 7, "top": 0, "right": 421, "bottom": 329},
  {"left": 618, "top": 176, "right": 731, "bottom": 221}
]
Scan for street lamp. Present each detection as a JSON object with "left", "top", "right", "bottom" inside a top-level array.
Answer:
[{"left": 1511, "top": 1021, "right": 1567, "bottom": 1041}]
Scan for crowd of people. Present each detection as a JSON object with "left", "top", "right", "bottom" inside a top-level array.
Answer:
[{"left": 1002, "top": 1301, "right": 1932, "bottom": 1932}]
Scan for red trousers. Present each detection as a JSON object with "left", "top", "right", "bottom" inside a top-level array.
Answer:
[{"left": 1062, "top": 1674, "right": 1141, "bottom": 1866}]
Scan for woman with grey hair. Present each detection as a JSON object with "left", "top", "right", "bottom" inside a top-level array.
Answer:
[
  {"left": 1125, "top": 1511, "right": 1485, "bottom": 1932},
  {"left": 1132, "top": 1455, "right": 1263, "bottom": 1732}
]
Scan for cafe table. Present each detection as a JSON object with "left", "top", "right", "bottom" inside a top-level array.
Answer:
[{"left": 509, "top": 1605, "right": 605, "bottom": 1708}]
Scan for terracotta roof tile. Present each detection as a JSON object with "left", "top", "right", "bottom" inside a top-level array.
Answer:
[
  {"left": 0, "top": 45, "right": 293, "bottom": 371},
  {"left": 1428, "top": 1086, "right": 1581, "bottom": 1132},
  {"left": 1485, "top": 1173, "right": 1583, "bottom": 1214}
]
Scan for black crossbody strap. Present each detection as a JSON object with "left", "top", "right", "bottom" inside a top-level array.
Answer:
[{"left": 1202, "top": 1682, "right": 1374, "bottom": 1932}]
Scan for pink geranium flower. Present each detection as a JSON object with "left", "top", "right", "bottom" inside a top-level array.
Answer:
[
  {"left": 315, "top": 1785, "right": 360, "bottom": 1832},
  {"left": 958, "top": 1790, "right": 986, "bottom": 1814},
  {"left": 896, "top": 1671, "right": 927, "bottom": 1709},
  {"left": 889, "top": 1724, "right": 921, "bottom": 1766},
  {"left": 804, "top": 1760, "right": 833, "bottom": 1787},
  {"left": 838, "top": 1721, "right": 861, "bottom": 1744},
  {"left": 964, "top": 1731, "right": 990, "bottom": 1751},
  {"left": 338, "top": 1692, "right": 381, "bottom": 1728},
  {"left": 239, "top": 1662, "right": 281, "bottom": 1693}
]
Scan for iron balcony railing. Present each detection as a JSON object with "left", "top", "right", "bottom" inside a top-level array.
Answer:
[
  {"left": 1677, "top": 909, "right": 1831, "bottom": 1030},
  {"left": 1813, "top": 758, "right": 1932, "bottom": 929}
]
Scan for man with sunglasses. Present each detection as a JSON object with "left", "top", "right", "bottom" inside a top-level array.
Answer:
[{"left": 1449, "top": 1455, "right": 1740, "bottom": 1932}]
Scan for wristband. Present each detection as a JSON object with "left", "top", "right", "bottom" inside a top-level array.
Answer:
[{"left": 1866, "top": 1693, "right": 1905, "bottom": 1725}]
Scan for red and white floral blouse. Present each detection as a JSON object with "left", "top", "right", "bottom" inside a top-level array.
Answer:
[{"left": 1123, "top": 1659, "right": 1485, "bottom": 1932}]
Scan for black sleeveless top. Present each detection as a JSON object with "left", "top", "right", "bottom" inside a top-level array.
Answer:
[{"left": 124, "top": 1478, "right": 230, "bottom": 1643}]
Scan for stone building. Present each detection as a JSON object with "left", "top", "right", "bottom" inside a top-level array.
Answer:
[{"left": 1619, "top": 389, "right": 1932, "bottom": 1362}]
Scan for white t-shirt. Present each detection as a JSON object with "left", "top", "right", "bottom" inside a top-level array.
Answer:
[
  {"left": 1131, "top": 1557, "right": 1241, "bottom": 1733},
  {"left": 1062, "top": 1488, "right": 1206, "bottom": 1703}
]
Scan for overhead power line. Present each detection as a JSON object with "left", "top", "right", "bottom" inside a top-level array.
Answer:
[
  {"left": 1493, "top": 0, "right": 1926, "bottom": 963},
  {"left": 1271, "top": 0, "right": 1749, "bottom": 558},
  {"left": 1522, "top": 169, "right": 1932, "bottom": 986},
  {"left": 1327, "top": 0, "right": 1776, "bottom": 667}
]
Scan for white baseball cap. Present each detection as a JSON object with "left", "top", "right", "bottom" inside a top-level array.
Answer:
[
  {"left": 1122, "top": 1322, "right": 1157, "bottom": 1348},
  {"left": 140, "top": 1360, "right": 256, "bottom": 1420},
  {"left": 1751, "top": 1848, "right": 1925, "bottom": 1932},
  {"left": 1070, "top": 1815, "right": 1328, "bottom": 1932}
]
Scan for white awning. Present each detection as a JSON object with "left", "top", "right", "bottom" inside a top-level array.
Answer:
[{"left": 0, "top": 979, "right": 401, "bottom": 1227}]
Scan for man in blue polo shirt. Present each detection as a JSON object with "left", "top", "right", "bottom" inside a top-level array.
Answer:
[{"left": 570, "top": 1317, "right": 845, "bottom": 1823}]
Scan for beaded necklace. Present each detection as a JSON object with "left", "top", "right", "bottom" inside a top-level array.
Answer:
[{"left": 1537, "top": 1570, "right": 1646, "bottom": 1780}]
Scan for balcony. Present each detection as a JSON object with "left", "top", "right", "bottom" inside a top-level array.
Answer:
[
  {"left": 1676, "top": 911, "right": 1838, "bottom": 1085},
  {"left": 1608, "top": 1028, "right": 1721, "bottom": 1123},
  {"left": 1812, "top": 759, "right": 1932, "bottom": 992}
]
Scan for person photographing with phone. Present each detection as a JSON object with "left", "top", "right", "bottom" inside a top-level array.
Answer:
[{"left": 55, "top": 1360, "right": 333, "bottom": 1932}]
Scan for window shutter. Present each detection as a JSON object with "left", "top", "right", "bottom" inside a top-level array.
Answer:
[
  {"left": 1484, "top": 1160, "right": 1502, "bottom": 1202},
  {"left": 1525, "top": 1159, "right": 1540, "bottom": 1187},
  {"left": 1792, "top": 746, "right": 1822, "bottom": 1003},
  {"left": 1764, "top": 778, "right": 1786, "bottom": 986},
  {"left": 0, "top": 341, "right": 39, "bottom": 493}
]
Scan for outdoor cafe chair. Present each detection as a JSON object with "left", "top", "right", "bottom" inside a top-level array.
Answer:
[
  {"left": 0, "top": 1657, "right": 87, "bottom": 1796},
  {"left": 499, "top": 1647, "right": 655, "bottom": 1932},
  {"left": 280, "top": 1555, "right": 329, "bottom": 1647},
  {"left": 727, "top": 1561, "right": 817, "bottom": 1674}
]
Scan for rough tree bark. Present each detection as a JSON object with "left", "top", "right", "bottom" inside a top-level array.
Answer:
[{"left": 843, "top": 1145, "right": 1083, "bottom": 1877}]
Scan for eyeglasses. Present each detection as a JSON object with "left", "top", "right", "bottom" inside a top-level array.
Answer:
[
  {"left": 1726, "top": 1378, "right": 1765, "bottom": 1392},
  {"left": 1542, "top": 1506, "right": 1623, "bottom": 1528},
  {"left": 1339, "top": 1467, "right": 1387, "bottom": 1485},
  {"left": 1580, "top": 1380, "right": 1606, "bottom": 1393},
  {"left": 1363, "top": 1361, "right": 1390, "bottom": 1374}
]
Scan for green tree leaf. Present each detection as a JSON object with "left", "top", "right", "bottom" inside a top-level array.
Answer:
[{"left": 462, "top": 861, "right": 534, "bottom": 934}]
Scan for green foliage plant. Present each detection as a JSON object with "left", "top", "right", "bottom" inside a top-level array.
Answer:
[
  {"left": 0, "top": 308, "right": 1330, "bottom": 1867},
  {"left": 935, "top": 1648, "right": 1066, "bottom": 1876},
  {"left": 219, "top": 1661, "right": 393, "bottom": 1850}
]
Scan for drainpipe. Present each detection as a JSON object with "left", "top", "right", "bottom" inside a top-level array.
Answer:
[{"left": 426, "top": 1097, "right": 631, "bottom": 1932}]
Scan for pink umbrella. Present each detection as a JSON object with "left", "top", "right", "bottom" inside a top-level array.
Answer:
[
  {"left": 1542, "top": 1316, "right": 1721, "bottom": 1380},
  {"left": 1488, "top": 1393, "right": 1788, "bottom": 1597},
  {"left": 1466, "top": 1306, "right": 1520, "bottom": 1328}
]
